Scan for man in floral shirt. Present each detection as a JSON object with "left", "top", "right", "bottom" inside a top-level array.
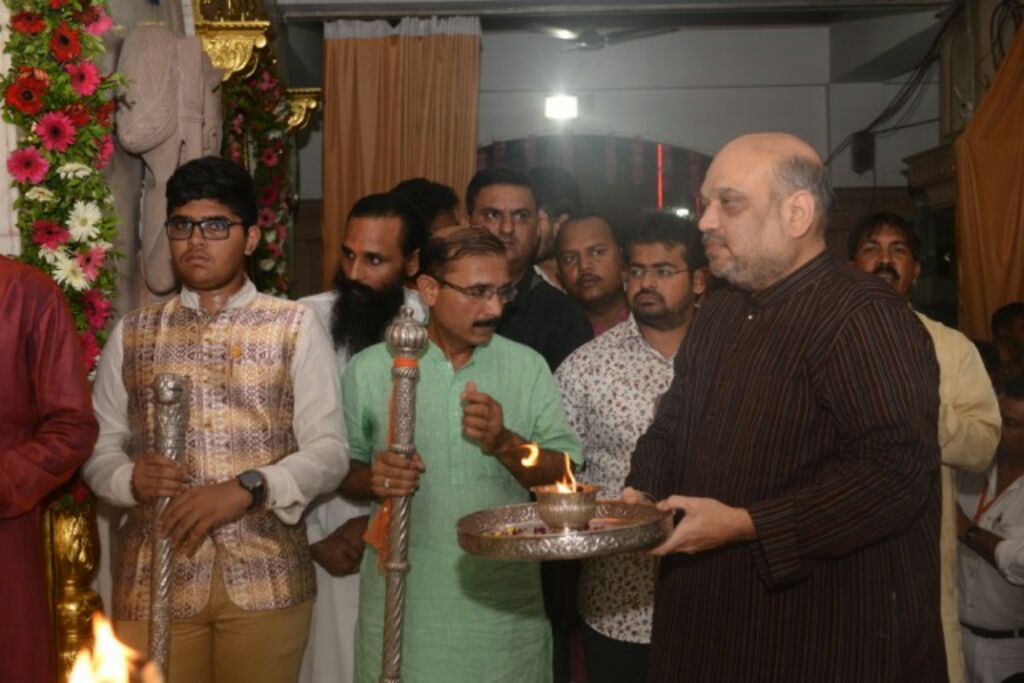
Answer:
[{"left": 555, "top": 213, "right": 707, "bottom": 683}]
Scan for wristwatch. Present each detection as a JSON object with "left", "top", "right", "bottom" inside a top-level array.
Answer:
[
  {"left": 962, "top": 524, "right": 981, "bottom": 545},
  {"left": 238, "top": 470, "right": 266, "bottom": 510}
]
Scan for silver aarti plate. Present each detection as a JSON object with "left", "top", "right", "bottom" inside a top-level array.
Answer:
[{"left": 457, "top": 501, "right": 672, "bottom": 561}]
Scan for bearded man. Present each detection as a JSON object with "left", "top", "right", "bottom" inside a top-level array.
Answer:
[{"left": 298, "top": 192, "right": 427, "bottom": 683}]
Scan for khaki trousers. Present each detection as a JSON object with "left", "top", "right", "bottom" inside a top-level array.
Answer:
[{"left": 116, "top": 566, "right": 313, "bottom": 683}]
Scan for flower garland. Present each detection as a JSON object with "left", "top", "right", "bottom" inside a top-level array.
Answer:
[
  {"left": 222, "top": 51, "right": 293, "bottom": 297},
  {"left": 2, "top": 0, "right": 119, "bottom": 372}
]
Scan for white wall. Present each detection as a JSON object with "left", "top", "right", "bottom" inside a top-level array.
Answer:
[{"left": 296, "top": 22, "right": 941, "bottom": 198}]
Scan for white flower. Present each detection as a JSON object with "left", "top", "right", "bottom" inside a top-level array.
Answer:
[
  {"left": 25, "top": 187, "right": 56, "bottom": 203},
  {"left": 264, "top": 230, "right": 277, "bottom": 243},
  {"left": 68, "top": 201, "right": 102, "bottom": 242},
  {"left": 37, "top": 246, "right": 63, "bottom": 265},
  {"left": 260, "top": 258, "right": 275, "bottom": 271},
  {"left": 57, "top": 162, "right": 93, "bottom": 180},
  {"left": 51, "top": 252, "right": 90, "bottom": 291}
]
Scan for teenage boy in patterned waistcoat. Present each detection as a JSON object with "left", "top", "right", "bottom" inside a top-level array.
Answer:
[{"left": 84, "top": 156, "right": 348, "bottom": 683}]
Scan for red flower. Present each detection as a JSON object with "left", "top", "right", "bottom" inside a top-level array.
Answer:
[
  {"left": 69, "top": 480, "right": 92, "bottom": 504},
  {"left": 73, "top": 4, "right": 101, "bottom": 25},
  {"left": 260, "top": 147, "right": 279, "bottom": 168},
  {"left": 31, "top": 220, "right": 70, "bottom": 250},
  {"left": 50, "top": 0, "right": 68, "bottom": 9},
  {"left": 5, "top": 81, "right": 45, "bottom": 115},
  {"left": 82, "top": 288, "right": 112, "bottom": 330},
  {"left": 62, "top": 103, "right": 91, "bottom": 128},
  {"left": 50, "top": 23, "right": 82, "bottom": 63},
  {"left": 96, "top": 100, "right": 116, "bottom": 127},
  {"left": 35, "top": 112, "right": 77, "bottom": 152},
  {"left": 79, "top": 331, "right": 100, "bottom": 372},
  {"left": 5, "top": 70, "right": 49, "bottom": 116},
  {"left": 11, "top": 12, "right": 47, "bottom": 34},
  {"left": 257, "top": 207, "right": 276, "bottom": 228},
  {"left": 258, "top": 184, "right": 278, "bottom": 206}
]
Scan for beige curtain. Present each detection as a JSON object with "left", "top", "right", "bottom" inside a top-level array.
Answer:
[
  {"left": 321, "top": 16, "right": 481, "bottom": 289},
  {"left": 955, "top": 25, "right": 1024, "bottom": 339}
]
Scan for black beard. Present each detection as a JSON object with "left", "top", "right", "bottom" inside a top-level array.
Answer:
[{"left": 330, "top": 270, "right": 406, "bottom": 355}]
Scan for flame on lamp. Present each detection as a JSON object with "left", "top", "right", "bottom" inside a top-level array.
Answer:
[
  {"left": 554, "top": 453, "right": 578, "bottom": 493},
  {"left": 68, "top": 612, "right": 163, "bottom": 683},
  {"left": 520, "top": 443, "right": 540, "bottom": 467}
]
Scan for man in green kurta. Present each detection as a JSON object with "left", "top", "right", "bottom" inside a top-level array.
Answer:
[{"left": 341, "top": 228, "right": 581, "bottom": 683}]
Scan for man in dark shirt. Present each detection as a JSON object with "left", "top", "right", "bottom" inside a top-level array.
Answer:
[
  {"left": 626, "top": 132, "right": 946, "bottom": 681},
  {"left": 466, "top": 168, "right": 591, "bottom": 371}
]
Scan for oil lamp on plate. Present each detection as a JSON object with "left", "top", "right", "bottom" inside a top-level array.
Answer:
[{"left": 526, "top": 449, "right": 601, "bottom": 532}]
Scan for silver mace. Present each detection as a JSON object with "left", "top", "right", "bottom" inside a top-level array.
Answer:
[
  {"left": 380, "top": 307, "right": 428, "bottom": 683},
  {"left": 149, "top": 373, "right": 190, "bottom": 674}
]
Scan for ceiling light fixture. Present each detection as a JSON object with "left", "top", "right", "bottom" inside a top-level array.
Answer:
[{"left": 545, "top": 95, "right": 578, "bottom": 121}]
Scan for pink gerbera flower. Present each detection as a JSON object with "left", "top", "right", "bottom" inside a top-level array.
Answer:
[
  {"left": 8, "top": 147, "right": 50, "bottom": 184},
  {"left": 65, "top": 61, "right": 101, "bottom": 96},
  {"left": 31, "top": 219, "right": 69, "bottom": 249},
  {"left": 76, "top": 245, "right": 107, "bottom": 281},
  {"left": 95, "top": 134, "right": 114, "bottom": 169},
  {"left": 82, "top": 287, "right": 112, "bottom": 330},
  {"left": 84, "top": 9, "right": 113, "bottom": 36},
  {"left": 255, "top": 70, "right": 276, "bottom": 92},
  {"left": 257, "top": 207, "right": 276, "bottom": 227},
  {"left": 35, "top": 112, "right": 76, "bottom": 152},
  {"left": 260, "top": 147, "right": 279, "bottom": 168}
]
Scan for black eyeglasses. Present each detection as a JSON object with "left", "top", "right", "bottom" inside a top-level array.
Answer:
[
  {"left": 165, "top": 217, "right": 243, "bottom": 241},
  {"left": 435, "top": 276, "right": 517, "bottom": 304}
]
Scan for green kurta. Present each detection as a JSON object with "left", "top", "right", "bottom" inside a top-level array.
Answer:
[{"left": 344, "top": 335, "right": 581, "bottom": 683}]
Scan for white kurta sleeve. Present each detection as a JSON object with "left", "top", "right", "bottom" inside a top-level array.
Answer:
[
  {"left": 82, "top": 320, "right": 138, "bottom": 508},
  {"left": 258, "top": 311, "right": 349, "bottom": 524}
]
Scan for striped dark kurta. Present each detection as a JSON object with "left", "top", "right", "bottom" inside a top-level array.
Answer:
[{"left": 628, "top": 250, "right": 947, "bottom": 682}]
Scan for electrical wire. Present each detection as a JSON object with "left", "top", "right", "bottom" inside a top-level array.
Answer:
[
  {"left": 990, "top": 0, "right": 1024, "bottom": 72},
  {"left": 824, "top": 1, "right": 966, "bottom": 168}
]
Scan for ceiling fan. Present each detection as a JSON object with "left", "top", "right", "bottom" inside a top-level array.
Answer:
[{"left": 532, "top": 25, "right": 679, "bottom": 51}]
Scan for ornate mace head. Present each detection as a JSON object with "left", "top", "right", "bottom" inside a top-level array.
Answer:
[
  {"left": 385, "top": 307, "right": 428, "bottom": 358},
  {"left": 153, "top": 373, "right": 190, "bottom": 405}
]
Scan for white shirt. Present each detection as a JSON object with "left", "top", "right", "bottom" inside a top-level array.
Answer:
[
  {"left": 297, "top": 287, "right": 426, "bottom": 539},
  {"left": 296, "top": 287, "right": 425, "bottom": 683},
  {"left": 958, "top": 464, "right": 1024, "bottom": 630},
  {"left": 555, "top": 315, "right": 671, "bottom": 643},
  {"left": 84, "top": 280, "right": 349, "bottom": 525}
]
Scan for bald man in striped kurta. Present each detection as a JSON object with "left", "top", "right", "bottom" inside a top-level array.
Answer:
[{"left": 626, "top": 133, "right": 947, "bottom": 681}]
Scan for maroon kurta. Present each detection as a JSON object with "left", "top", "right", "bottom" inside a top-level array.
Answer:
[
  {"left": 629, "top": 251, "right": 947, "bottom": 681},
  {"left": 0, "top": 257, "right": 98, "bottom": 682}
]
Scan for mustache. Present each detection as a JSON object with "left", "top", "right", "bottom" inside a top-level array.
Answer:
[
  {"left": 472, "top": 317, "right": 500, "bottom": 329},
  {"left": 872, "top": 263, "right": 900, "bottom": 281},
  {"left": 702, "top": 232, "right": 726, "bottom": 248},
  {"left": 632, "top": 288, "right": 664, "bottom": 304}
]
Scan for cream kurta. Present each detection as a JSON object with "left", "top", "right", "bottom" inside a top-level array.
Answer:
[{"left": 917, "top": 311, "right": 1002, "bottom": 683}]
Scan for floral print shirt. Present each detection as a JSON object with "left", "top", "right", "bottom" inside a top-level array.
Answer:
[{"left": 555, "top": 316, "right": 674, "bottom": 643}]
